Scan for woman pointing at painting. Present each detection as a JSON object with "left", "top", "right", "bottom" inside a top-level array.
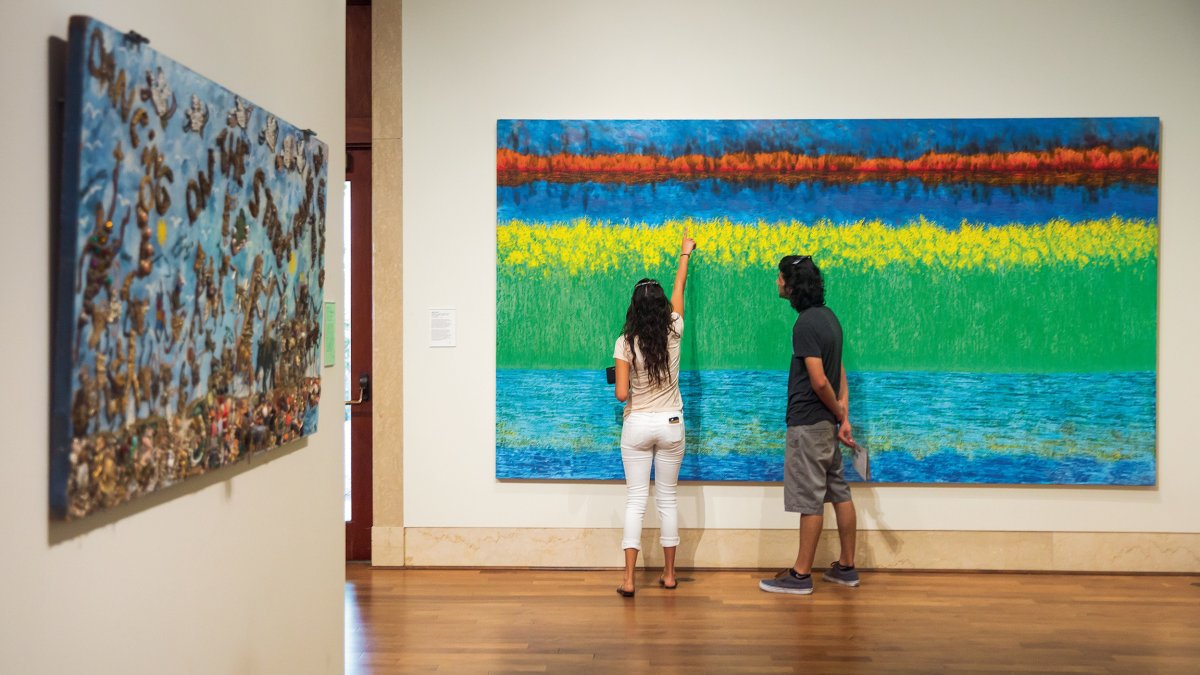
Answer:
[{"left": 612, "top": 227, "right": 696, "bottom": 597}]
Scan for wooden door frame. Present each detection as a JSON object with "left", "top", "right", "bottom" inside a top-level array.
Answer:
[{"left": 345, "top": 0, "right": 373, "bottom": 561}]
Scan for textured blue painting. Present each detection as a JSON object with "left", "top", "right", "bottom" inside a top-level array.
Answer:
[{"left": 51, "top": 17, "right": 328, "bottom": 519}]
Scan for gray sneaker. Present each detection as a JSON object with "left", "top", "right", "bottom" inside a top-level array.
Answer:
[
  {"left": 822, "top": 561, "right": 860, "bottom": 587},
  {"left": 758, "top": 569, "right": 814, "bottom": 595}
]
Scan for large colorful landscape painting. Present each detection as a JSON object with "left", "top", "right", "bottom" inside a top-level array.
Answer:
[
  {"left": 496, "top": 118, "right": 1157, "bottom": 485},
  {"left": 51, "top": 17, "right": 328, "bottom": 519}
]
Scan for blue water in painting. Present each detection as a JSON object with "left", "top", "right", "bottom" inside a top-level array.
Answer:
[
  {"left": 498, "top": 178, "right": 1158, "bottom": 226},
  {"left": 495, "top": 370, "right": 1156, "bottom": 485}
]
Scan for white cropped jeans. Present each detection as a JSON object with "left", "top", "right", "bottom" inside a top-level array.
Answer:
[{"left": 620, "top": 410, "right": 685, "bottom": 550}]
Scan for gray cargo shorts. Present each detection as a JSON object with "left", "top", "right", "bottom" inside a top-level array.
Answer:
[{"left": 784, "top": 420, "right": 852, "bottom": 515}]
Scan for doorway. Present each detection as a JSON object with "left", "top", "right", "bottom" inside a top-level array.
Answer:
[{"left": 344, "top": 148, "right": 372, "bottom": 560}]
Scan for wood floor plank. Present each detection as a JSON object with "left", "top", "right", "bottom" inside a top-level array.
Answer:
[{"left": 345, "top": 566, "right": 1200, "bottom": 674}]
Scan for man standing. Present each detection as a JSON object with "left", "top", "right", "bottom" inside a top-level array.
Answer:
[{"left": 759, "top": 255, "right": 860, "bottom": 595}]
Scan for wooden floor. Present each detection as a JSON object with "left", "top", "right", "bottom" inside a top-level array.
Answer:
[{"left": 345, "top": 565, "right": 1200, "bottom": 674}]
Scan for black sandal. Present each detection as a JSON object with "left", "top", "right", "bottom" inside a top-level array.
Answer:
[
  {"left": 658, "top": 578, "right": 677, "bottom": 590},
  {"left": 616, "top": 586, "right": 635, "bottom": 597}
]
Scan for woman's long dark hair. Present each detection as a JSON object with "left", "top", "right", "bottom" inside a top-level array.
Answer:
[
  {"left": 779, "top": 256, "right": 825, "bottom": 313},
  {"left": 621, "top": 278, "right": 676, "bottom": 387}
]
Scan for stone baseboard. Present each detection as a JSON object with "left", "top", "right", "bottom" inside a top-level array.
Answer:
[{"left": 371, "top": 527, "right": 1200, "bottom": 572}]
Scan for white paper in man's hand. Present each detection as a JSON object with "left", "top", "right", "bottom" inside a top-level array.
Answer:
[{"left": 851, "top": 443, "right": 871, "bottom": 481}]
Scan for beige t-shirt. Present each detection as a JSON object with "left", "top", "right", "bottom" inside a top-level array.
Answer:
[{"left": 613, "top": 313, "right": 684, "bottom": 416}]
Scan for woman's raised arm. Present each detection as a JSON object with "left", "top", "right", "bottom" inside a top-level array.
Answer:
[{"left": 671, "top": 226, "right": 696, "bottom": 317}]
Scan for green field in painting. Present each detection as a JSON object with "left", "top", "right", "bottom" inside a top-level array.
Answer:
[{"left": 497, "top": 261, "right": 1157, "bottom": 373}]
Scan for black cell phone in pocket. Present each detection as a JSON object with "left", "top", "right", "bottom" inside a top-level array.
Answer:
[{"left": 605, "top": 366, "right": 616, "bottom": 384}]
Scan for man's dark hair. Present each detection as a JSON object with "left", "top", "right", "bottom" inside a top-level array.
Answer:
[{"left": 779, "top": 255, "right": 825, "bottom": 313}]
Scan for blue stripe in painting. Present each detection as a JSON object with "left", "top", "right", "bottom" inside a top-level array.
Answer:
[
  {"left": 495, "top": 369, "right": 1156, "bottom": 486},
  {"left": 498, "top": 118, "right": 1160, "bottom": 159},
  {"left": 498, "top": 179, "right": 1158, "bottom": 226}
]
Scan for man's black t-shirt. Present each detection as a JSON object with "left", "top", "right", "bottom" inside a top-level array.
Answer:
[{"left": 786, "top": 305, "right": 843, "bottom": 427}]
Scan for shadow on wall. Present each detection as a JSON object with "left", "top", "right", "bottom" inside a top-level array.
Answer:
[
  {"left": 672, "top": 483, "right": 707, "bottom": 569},
  {"left": 48, "top": 438, "right": 310, "bottom": 545},
  {"left": 745, "top": 482, "right": 900, "bottom": 571}
]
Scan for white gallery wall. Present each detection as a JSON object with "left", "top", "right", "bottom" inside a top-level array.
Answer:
[
  {"left": 400, "top": 0, "right": 1200, "bottom": 536},
  {"left": 0, "top": 1, "right": 345, "bottom": 673}
]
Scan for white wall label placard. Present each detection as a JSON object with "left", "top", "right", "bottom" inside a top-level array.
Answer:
[{"left": 430, "top": 309, "right": 457, "bottom": 347}]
